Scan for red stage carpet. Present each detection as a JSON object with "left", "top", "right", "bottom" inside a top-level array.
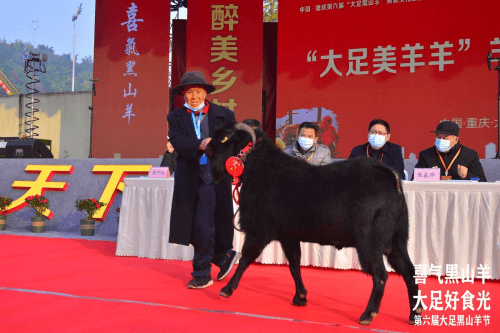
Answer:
[{"left": 1, "top": 234, "right": 498, "bottom": 332}]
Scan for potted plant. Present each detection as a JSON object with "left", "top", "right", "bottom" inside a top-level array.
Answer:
[
  {"left": 75, "top": 198, "right": 106, "bottom": 236},
  {"left": 25, "top": 195, "right": 50, "bottom": 233},
  {"left": 0, "top": 196, "right": 13, "bottom": 231}
]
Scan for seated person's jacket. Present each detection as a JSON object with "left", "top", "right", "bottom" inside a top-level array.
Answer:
[
  {"left": 283, "top": 142, "right": 332, "bottom": 166},
  {"left": 412, "top": 142, "right": 487, "bottom": 182},
  {"left": 160, "top": 150, "right": 178, "bottom": 175},
  {"left": 349, "top": 141, "right": 405, "bottom": 179}
]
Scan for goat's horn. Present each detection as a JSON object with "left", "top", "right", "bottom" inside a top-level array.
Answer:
[{"left": 234, "top": 123, "right": 256, "bottom": 145}]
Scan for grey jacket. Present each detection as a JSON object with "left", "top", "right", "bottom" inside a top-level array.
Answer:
[{"left": 283, "top": 142, "right": 332, "bottom": 166}]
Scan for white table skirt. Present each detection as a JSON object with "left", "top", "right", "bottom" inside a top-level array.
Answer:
[
  {"left": 116, "top": 178, "right": 500, "bottom": 279},
  {"left": 116, "top": 178, "right": 194, "bottom": 260}
]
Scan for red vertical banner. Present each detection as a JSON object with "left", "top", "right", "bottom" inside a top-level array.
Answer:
[
  {"left": 186, "top": 0, "right": 263, "bottom": 122},
  {"left": 277, "top": 0, "right": 499, "bottom": 159},
  {"left": 93, "top": 0, "right": 169, "bottom": 158}
]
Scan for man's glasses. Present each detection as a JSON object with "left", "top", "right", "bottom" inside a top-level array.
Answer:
[{"left": 369, "top": 131, "right": 387, "bottom": 136}]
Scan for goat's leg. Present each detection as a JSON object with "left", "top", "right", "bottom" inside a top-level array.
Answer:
[
  {"left": 280, "top": 240, "right": 307, "bottom": 306},
  {"left": 220, "top": 234, "right": 269, "bottom": 298},
  {"left": 357, "top": 250, "right": 387, "bottom": 326},
  {"left": 387, "top": 242, "right": 422, "bottom": 325}
]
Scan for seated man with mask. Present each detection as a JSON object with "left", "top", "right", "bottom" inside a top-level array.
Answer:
[
  {"left": 349, "top": 119, "right": 405, "bottom": 179},
  {"left": 284, "top": 122, "right": 332, "bottom": 165},
  {"left": 412, "top": 121, "right": 487, "bottom": 181}
]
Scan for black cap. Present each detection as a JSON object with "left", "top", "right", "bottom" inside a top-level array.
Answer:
[
  {"left": 172, "top": 71, "right": 216, "bottom": 95},
  {"left": 431, "top": 121, "right": 459, "bottom": 136}
]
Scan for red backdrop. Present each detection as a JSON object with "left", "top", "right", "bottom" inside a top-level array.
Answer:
[
  {"left": 92, "top": 0, "right": 169, "bottom": 158},
  {"left": 185, "top": 0, "right": 263, "bottom": 122},
  {"left": 277, "top": 0, "right": 499, "bottom": 158},
  {"left": 171, "top": 19, "right": 187, "bottom": 112}
]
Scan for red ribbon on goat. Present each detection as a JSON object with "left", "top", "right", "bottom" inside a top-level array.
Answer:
[{"left": 225, "top": 142, "right": 253, "bottom": 205}]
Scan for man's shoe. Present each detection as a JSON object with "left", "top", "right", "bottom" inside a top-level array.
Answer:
[
  {"left": 217, "top": 251, "right": 241, "bottom": 281},
  {"left": 187, "top": 276, "right": 213, "bottom": 289}
]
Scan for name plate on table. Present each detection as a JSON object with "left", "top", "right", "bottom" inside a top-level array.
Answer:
[
  {"left": 414, "top": 168, "right": 440, "bottom": 182},
  {"left": 148, "top": 167, "right": 170, "bottom": 178}
]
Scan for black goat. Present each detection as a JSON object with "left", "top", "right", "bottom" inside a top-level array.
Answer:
[{"left": 207, "top": 122, "right": 422, "bottom": 326}]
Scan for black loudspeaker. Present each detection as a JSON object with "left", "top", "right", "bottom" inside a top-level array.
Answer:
[
  {"left": 5, "top": 139, "right": 54, "bottom": 158},
  {"left": 0, "top": 137, "right": 20, "bottom": 157}
]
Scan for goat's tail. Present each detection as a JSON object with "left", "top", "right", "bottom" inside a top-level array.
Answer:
[
  {"left": 392, "top": 170, "right": 403, "bottom": 194},
  {"left": 373, "top": 164, "right": 403, "bottom": 195},
  {"left": 232, "top": 207, "right": 242, "bottom": 232}
]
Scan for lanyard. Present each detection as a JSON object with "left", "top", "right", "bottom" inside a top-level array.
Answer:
[
  {"left": 366, "top": 145, "right": 384, "bottom": 162},
  {"left": 190, "top": 111, "right": 202, "bottom": 139},
  {"left": 436, "top": 147, "right": 462, "bottom": 176},
  {"left": 305, "top": 151, "right": 315, "bottom": 163},
  {"left": 295, "top": 144, "right": 316, "bottom": 163}
]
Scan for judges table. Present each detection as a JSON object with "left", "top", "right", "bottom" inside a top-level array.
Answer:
[{"left": 116, "top": 178, "right": 500, "bottom": 279}]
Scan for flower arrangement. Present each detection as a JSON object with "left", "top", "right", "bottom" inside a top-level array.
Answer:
[
  {"left": 0, "top": 196, "right": 13, "bottom": 215},
  {"left": 25, "top": 195, "right": 50, "bottom": 217},
  {"left": 75, "top": 198, "right": 106, "bottom": 220}
]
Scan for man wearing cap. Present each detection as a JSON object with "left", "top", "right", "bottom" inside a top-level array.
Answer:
[
  {"left": 167, "top": 71, "right": 241, "bottom": 289},
  {"left": 413, "top": 121, "right": 487, "bottom": 182}
]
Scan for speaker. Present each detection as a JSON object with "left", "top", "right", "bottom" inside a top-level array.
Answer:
[
  {"left": 0, "top": 137, "right": 20, "bottom": 157},
  {"left": 5, "top": 139, "right": 54, "bottom": 158}
]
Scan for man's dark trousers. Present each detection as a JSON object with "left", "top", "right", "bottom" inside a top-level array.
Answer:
[{"left": 191, "top": 179, "right": 231, "bottom": 278}]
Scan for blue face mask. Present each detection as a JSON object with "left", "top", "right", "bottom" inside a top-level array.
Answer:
[
  {"left": 184, "top": 102, "right": 205, "bottom": 112},
  {"left": 435, "top": 138, "right": 453, "bottom": 152},
  {"left": 368, "top": 134, "right": 386, "bottom": 149},
  {"left": 298, "top": 137, "right": 315, "bottom": 150}
]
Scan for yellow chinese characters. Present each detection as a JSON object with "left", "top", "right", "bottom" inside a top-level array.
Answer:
[{"left": 7, "top": 165, "right": 74, "bottom": 219}]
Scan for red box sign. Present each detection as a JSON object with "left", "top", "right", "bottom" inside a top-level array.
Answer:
[
  {"left": 277, "top": 0, "right": 499, "bottom": 158},
  {"left": 93, "top": 0, "right": 170, "bottom": 158},
  {"left": 186, "top": 0, "right": 263, "bottom": 122}
]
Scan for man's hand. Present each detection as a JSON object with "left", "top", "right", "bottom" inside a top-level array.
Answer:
[
  {"left": 457, "top": 164, "right": 468, "bottom": 179},
  {"left": 199, "top": 138, "right": 212, "bottom": 151},
  {"left": 166, "top": 142, "right": 174, "bottom": 153}
]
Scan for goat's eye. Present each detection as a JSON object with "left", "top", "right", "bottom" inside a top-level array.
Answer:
[{"left": 221, "top": 136, "right": 228, "bottom": 143}]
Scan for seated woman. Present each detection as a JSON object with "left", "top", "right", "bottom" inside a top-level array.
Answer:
[{"left": 348, "top": 119, "right": 405, "bottom": 179}]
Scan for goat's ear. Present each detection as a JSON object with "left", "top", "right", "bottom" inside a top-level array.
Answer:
[
  {"left": 234, "top": 129, "right": 252, "bottom": 144},
  {"left": 254, "top": 129, "right": 267, "bottom": 140}
]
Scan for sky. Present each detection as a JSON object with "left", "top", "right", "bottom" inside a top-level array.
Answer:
[{"left": 2, "top": 1, "right": 187, "bottom": 62}]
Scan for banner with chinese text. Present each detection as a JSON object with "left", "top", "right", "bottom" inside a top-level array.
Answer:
[
  {"left": 186, "top": 0, "right": 263, "bottom": 122},
  {"left": 277, "top": 0, "right": 499, "bottom": 158},
  {"left": 93, "top": 0, "right": 169, "bottom": 158}
]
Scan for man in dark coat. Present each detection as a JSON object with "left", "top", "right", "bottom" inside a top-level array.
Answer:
[
  {"left": 412, "top": 121, "right": 487, "bottom": 182},
  {"left": 167, "top": 71, "right": 240, "bottom": 289},
  {"left": 349, "top": 119, "right": 405, "bottom": 179}
]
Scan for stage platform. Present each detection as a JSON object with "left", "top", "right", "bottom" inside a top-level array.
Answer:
[
  {"left": 1, "top": 233, "right": 499, "bottom": 333},
  {"left": 1, "top": 157, "right": 499, "bottom": 239}
]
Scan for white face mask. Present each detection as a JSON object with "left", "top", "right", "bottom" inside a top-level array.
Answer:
[
  {"left": 298, "top": 137, "right": 315, "bottom": 150},
  {"left": 368, "top": 134, "right": 386, "bottom": 149},
  {"left": 435, "top": 138, "right": 453, "bottom": 152},
  {"left": 184, "top": 102, "right": 205, "bottom": 112}
]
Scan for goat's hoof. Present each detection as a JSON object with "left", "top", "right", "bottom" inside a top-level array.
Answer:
[
  {"left": 293, "top": 294, "right": 307, "bottom": 306},
  {"left": 359, "top": 312, "right": 374, "bottom": 326},
  {"left": 409, "top": 308, "right": 423, "bottom": 325},
  {"left": 220, "top": 286, "right": 233, "bottom": 298}
]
